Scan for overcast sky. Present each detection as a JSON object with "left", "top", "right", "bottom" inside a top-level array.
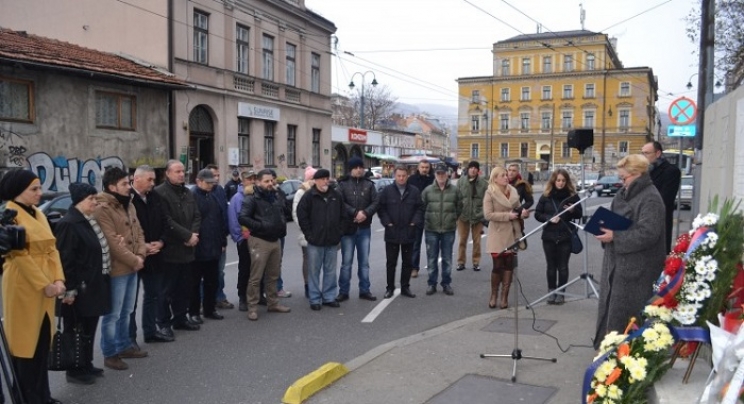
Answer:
[{"left": 305, "top": 0, "right": 703, "bottom": 123}]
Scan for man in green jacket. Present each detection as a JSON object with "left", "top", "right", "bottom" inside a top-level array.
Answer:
[
  {"left": 422, "top": 164, "right": 462, "bottom": 296},
  {"left": 456, "top": 161, "right": 488, "bottom": 272}
]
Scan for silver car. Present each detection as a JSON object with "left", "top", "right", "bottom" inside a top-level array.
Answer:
[{"left": 677, "top": 175, "right": 693, "bottom": 209}]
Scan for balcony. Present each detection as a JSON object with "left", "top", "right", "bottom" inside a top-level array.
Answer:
[
  {"left": 285, "top": 88, "right": 301, "bottom": 103},
  {"left": 262, "top": 83, "right": 280, "bottom": 98},
  {"left": 234, "top": 75, "right": 255, "bottom": 93}
]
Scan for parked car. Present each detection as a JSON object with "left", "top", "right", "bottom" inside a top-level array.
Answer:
[
  {"left": 372, "top": 178, "right": 393, "bottom": 192},
  {"left": 677, "top": 175, "right": 693, "bottom": 209},
  {"left": 593, "top": 176, "right": 623, "bottom": 197},
  {"left": 577, "top": 172, "right": 600, "bottom": 191},
  {"left": 279, "top": 180, "right": 302, "bottom": 221},
  {"left": 38, "top": 192, "right": 72, "bottom": 230},
  {"left": 370, "top": 167, "right": 383, "bottom": 179}
]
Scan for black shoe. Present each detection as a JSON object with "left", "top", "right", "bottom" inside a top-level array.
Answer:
[
  {"left": 87, "top": 365, "right": 104, "bottom": 377},
  {"left": 359, "top": 292, "right": 377, "bottom": 301},
  {"left": 204, "top": 312, "right": 224, "bottom": 320},
  {"left": 310, "top": 304, "right": 322, "bottom": 311},
  {"left": 442, "top": 285, "right": 454, "bottom": 295},
  {"left": 335, "top": 293, "right": 349, "bottom": 302},
  {"left": 159, "top": 327, "right": 174, "bottom": 338},
  {"left": 258, "top": 298, "right": 268, "bottom": 306},
  {"left": 47, "top": 399, "right": 63, "bottom": 404},
  {"left": 189, "top": 315, "right": 204, "bottom": 325},
  {"left": 322, "top": 301, "right": 340, "bottom": 308},
  {"left": 238, "top": 300, "right": 248, "bottom": 312},
  {"left": 456, "top": 264, "right": 466, "bottom": 271},
  {"left": 66, "top": 371, "right": 95, "bottom": 385},
  {"left": 383, "top": 289, "right": 394, "bottom": 299},
  {"left": 144, "top": 331, "right": 175, "bottom": 343},
  {"left": 426, "top": 285, "right": 437, "bottom": 295},
  {"left": 400, "top": 288, "right": 416, "bottom": 298},
  {"left": 173, "top": 322, "right": 200, "bottom": 331},
  {"left": 473, "top": 265, "right": 481, "bottom": 272}
]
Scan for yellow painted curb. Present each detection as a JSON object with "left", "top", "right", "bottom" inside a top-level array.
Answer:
[{"left": 282, "top": 362, "right": 349, "bottom": 404}]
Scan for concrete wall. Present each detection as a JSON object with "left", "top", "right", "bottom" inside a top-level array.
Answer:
[
  {"left": 0, "top": 67, "right": 169, "bottom": 191},
  {"left": 700, "top": 85, "right": 744, "bottom": 213}
]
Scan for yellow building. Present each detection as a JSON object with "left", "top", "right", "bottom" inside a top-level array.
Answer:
[{"left": 457, "top": 30, "right": 658, "bottom": 174}]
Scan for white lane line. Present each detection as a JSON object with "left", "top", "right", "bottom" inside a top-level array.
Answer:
[
  {"left": 226, "top": 260, "right": 238, "bottom": 267},
  {"left": 376, "top": 228, "right": 385, "bottom": 232},
  {"left": 362, "top": 289, "right": 400, "bottom": 323}
]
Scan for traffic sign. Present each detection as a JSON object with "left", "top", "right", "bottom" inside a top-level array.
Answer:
[
  {"left": 668, "top": 97, "right": 697, "bottom": 126},
  {"left": 667, "top": 124, "right": 696, "bottom": 137}
]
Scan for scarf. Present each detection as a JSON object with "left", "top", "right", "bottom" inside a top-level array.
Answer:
[{"left": 85, "top": 214, "right": 111, "bottom": 275}]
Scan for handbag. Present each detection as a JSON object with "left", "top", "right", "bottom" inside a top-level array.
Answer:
[
  {"left": 48, "top": 314, "right": 91, "bottom": 371},
  {"left": 551, "top": 199, "right": 583, "bottom": 254}
]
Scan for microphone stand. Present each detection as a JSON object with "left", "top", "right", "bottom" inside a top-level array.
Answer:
[{"left": 479, "top": 197, "right": 586, "bottom": 382}]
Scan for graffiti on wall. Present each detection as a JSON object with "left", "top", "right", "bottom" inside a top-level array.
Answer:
[
  {"left": 26, "top": 152, "right": 124, "bottom": 192},
  {"left": 0, "top": 129, "right": 28, "bottom": 167}
]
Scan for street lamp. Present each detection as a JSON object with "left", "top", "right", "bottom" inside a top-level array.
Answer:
[
  {"left": 483, "top": 111, "right": 490, "bottom": 172},
  {"left": 686, "top": 73, "right": 722, "bottom": 90},
  {"left": 348, "top": 71, "right": 378, "bottom": 129}
]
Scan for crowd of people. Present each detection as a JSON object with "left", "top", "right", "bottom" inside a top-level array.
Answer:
[{"left": 0, "top": 141, "right": 681, "bottom": 403}]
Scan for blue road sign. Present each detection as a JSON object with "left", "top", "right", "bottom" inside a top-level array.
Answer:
[{"left": 667, "top": 124, "right": 696, "bottom": 137}]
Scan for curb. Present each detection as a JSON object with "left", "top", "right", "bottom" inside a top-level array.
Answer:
[{"left": 282, "top": 362, "right": 349, "bottom": 404}]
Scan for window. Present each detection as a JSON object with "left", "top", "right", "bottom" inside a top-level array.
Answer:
[
  {"left": 562, "top": 142, "right": 571, "bottom": 158},
  {"left": 619, "top": 141, "right": 628, "bottom": 153},
  {"left": 500, "top": 88, "right": 510, "bottom": 102},
  {"left": 520, "top": 142, "right": 528, "bottom": 158},
  {"left": 95, "top": 91, "right": 135, "bottom": 130},
  {"left": 501, "top": 59, "right": 510, "bottom": 76},
  {"left": 586, "top": 54, "right": 595, "bottom": 70},
  {"left": 541, "top": 112, "right": 552, "bottom": 130},
  {"left": 564, "top": 55, "right": 573, "bottom": 72},
  {"left": 471, "top": 115, "right": 480, "bottom": 132},
  {"left": 543, "top": 56, "right": 552, "bottom": 73},
  {"left": 585, "top": 83, "right": 595, "bottom": 98},
  {"left": 286, "top": 124, "right": 297, "bottom": 166},
  {"left": 500, "top": 143, "right": 509, "bottom": 158},
  {"left": 562, "top": 84, "right": 573, "bottom": 99},
  {"left": 236, "top": 25, "right": 250, "bottom": 74},
  {"left": 312, "top": 128, "right": 320, "bottom": 166},
  {"left": 620, "top": 82, "right": 631, "bottom": 97},
  {"left": 561, "top": 111, "right": 573, "bottom": 129},
  {"left": 500, "top": 113, "right": 510, "bottom": 130},
  {"left": 0, "top": 77, "right": 33, "bottom": 122},
  {"left": 619, "top": 109, "right": 630, "bottom": 129},
  {"left": 193, "top": 10, "right": 209, "bottom": 64},
  {"left": 542, "top": 85, "right": 551, "bottom": 100},
  {"left": 238, "top": 118, "right": 250, "bottom": 165},
  {"left": 520, "top": 86, "right": 530, "bottom": 101},
  {"left": 522, "top": 57, "right": 531, "bottom": 74},
  {"left": 286, "top": 43, "right": 296, "bottom": 86},
  {"left": 471, "top": 90, "right": 479, "bottom": 103},
  {"left": 264, "top": 121, "right": 275, "bottom": 166},
  {"left": 262, "top": 35, "right": 274, "bottom": 81},
  {"left": 311, "top": 53, "right": 320, "bottom": 93},
  {"left": 471, "top": 143, "right": 479, "bottom": 159},
  {"left": 583, "top": 110, "right": 595, "bottom": 128},
  {"left": 520, "top": 112, "right": 530, "bottom": 131}
]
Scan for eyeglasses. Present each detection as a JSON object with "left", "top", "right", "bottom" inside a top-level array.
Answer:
[{"left": 640, "top": 151, "right": 655, "bottom": 156}]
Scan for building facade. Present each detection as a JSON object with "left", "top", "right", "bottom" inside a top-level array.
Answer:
[
  {"left": 457, "top": 30, "right": 658, "bottom": 174},
  {"left": 1, "top": 0, "right": 336, "bottom": 181}
]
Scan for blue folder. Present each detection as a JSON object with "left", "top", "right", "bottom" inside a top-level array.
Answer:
[{"left": 583, "top": 206, "right": 633, "bottom": 236}]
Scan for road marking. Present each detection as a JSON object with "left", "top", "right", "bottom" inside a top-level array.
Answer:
[
  {"left": 226, "top": 260, "right": 238, "bottom": 267},
  {"left": 362, "top": 289, "right": 400, "bottom": 323},
  {"left": 376, "top": 228, "right": 384, "bottom": 232}
]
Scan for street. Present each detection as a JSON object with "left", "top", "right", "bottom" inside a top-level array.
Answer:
[{"left": 40, "top": 190, "right": 693, "bottom": 404}]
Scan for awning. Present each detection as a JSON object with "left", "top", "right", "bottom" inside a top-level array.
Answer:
[
  {"left": 364, "top": 153, "right": 399, "bottom": 162},
  {"left": 397, "top": 155, "right": 441, "bottom": 164}
]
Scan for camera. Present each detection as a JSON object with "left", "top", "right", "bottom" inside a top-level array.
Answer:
[{"left": 0, "top": 209, "right": 26, "bottom": 254}]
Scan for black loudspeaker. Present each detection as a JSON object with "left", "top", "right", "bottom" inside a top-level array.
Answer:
[{"left": 567, "top": 129, "right": 594, "bottom": 153}]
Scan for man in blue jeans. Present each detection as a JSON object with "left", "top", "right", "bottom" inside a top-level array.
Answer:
[
  {"left": 336, "top": 157, "right": 379, "bottom": 302},
  {"left": 407, "top": 160, "right": 434, "bottom": 278},
  {"left": 421, "top": 164, "right": 462, "bottom": 296}
]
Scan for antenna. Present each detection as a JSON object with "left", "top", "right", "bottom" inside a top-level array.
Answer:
[{"left": 580, "top": 3, "right": 586, "bottom": 30}]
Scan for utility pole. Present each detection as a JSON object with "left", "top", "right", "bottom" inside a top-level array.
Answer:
[{"left": 692, "top": 0, "right": 714, "bottom": 216}]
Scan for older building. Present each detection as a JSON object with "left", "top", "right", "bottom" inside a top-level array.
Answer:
[
  {"left": 1, "top": 0, "right": 336, "bottom": 181},
  {"left": 457, "top": 30, "right": 658, "bottom": 174}
]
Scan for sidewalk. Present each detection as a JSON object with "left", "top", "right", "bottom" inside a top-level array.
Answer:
[{"left": 305, "top": 298, "right": 599, "bottom": 404}]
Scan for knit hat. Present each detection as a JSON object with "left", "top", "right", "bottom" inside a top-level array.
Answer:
[
  {"left": 232, "top": 169, "right": 240, "bottom": 178},
  {"left": 313, "top": 169, "right": 331, "bottom": 180},
  {"left": 468, "top": 161, "right": 480, "bottom": 170},
  {"left": 304, "top": 166, "right": 318, "bottom": 181},
  {"left": 69, "top": 183, "right": 98, "bottom": 206},
  {"left": 0, "top": 169, "right": 39, "bottom": 201},
  {"left": 348, "top": 156, "right": 364, "bottom": 170},
  {"left": 196, "top": 168, "right": 217, "bottom": 184}
]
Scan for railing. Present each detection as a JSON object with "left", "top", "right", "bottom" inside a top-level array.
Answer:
[
  {"left": 285, "top": 88, "right": 301, "bottom": 103},
  {"left": 262, "top": 82, "right": 280, "bottom": 98},
  {"left": 234, "top": 75, "right": 255, "bottom": 93}
]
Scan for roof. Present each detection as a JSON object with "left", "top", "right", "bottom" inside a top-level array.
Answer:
[
  {"left": 499, "top": 30, "right": 602, "bottom": 44},
  {"left": 0, "top": 28, "right": 188, "bottom": 88}
]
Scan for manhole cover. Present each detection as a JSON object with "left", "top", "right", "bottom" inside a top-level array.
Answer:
[
  {"left": 482, "top": 318, "right": 556, "bottom": 336},
  {"left": 426, "top": 374, "right": 556, "bottom": 404}
]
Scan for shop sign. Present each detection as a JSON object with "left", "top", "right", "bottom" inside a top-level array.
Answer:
[
  {"left": 348, "top": 128, "right": 367, "bottom": 143},
  {"left": 238, "top": 102, "right": 280, "bottom": 121}
]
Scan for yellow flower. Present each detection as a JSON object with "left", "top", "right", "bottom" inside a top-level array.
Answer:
[
  {"left": 607, "top": 384, "right": 623, "bottom": 400},
  {"left": 595, "top": 384, "right": 608, "bottom": 397}
]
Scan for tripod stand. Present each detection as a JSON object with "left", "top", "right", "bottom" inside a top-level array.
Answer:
[{"left": 528, "top": 151, "right": 600, "bottom": 308}]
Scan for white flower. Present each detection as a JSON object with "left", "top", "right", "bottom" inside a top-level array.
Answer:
[{"left": 607, "top": 384, "right": 623, "bottom": 400}]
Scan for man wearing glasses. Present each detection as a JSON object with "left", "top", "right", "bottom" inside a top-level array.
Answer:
[{"left": 640, "top": 141, "right": 681, "bottom": 253}]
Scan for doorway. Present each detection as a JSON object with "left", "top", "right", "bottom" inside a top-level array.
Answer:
[{"left": 188, "top": 105, "right": 215, "bottom": 183}]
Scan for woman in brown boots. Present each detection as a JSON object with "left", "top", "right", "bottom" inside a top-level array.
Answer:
[{"left": 483, "top": 167, "right": 529, "bottom": 309}]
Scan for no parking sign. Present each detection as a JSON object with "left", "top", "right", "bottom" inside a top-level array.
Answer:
[{"left": 668, "top": 97, "right": 697, "bottom": 126}]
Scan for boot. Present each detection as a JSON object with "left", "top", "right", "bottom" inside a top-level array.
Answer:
[
  {"left": 489, "top": 272, "right": 502, "bottom": 309},
  {"left": 547, "top": 289, "right": 557, "bottom": 305},
  {"left": 500, "top": 270, "right": 513, "bottom": 309}
]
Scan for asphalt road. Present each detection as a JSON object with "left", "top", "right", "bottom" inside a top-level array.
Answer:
[{"left": 28, "top": 190, "right": 691, "bottom": 404}]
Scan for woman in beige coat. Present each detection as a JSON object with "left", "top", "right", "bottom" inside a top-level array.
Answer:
[{"left": 483, "top": 167, "right": 527, "bottom": 309}]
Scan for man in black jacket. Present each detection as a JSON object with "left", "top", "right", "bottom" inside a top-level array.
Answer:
[
  {"left": 336, "top": 157, "right": 378, "bottom": 302},
  {"left": 642, "top": 141, "right": 681, "bottom": 252},
  {"left": 296, "top": 169, "right": 344, "bottom": 311},
  {"left": 239, "top": 169, "right": 291, "bottom": 320},
  {"left": 407, "top": 160, "right": 434, "bottom": 277},
  {"left": 130, "top": 165, "right": 172, "bottom": 344},
  {"left": 377, "top": 166, "right": 424, "bottom": 299}
]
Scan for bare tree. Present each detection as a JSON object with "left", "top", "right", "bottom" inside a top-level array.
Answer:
[
  {"left": 347, "top": 85, "right": 398, "bottom": 130},
  {"left": 686, "top": 1, "right": 744, "bottom": 90}
]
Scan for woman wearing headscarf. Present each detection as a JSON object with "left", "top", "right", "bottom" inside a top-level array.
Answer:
[
  {"left": 593, "top": 154, "right": 666, "bottom": 349},
  {"left": 534, "top": 169, "right": 582, "bottom": 305},
  {"left": 483, "top": 167, "right": 528, "bottom": 309},
  {"left": 0, "top": 170, "right": 66, "bottom": 404},
  {"left": 54, "top": 183, "right": 111, "bottom": 385}
]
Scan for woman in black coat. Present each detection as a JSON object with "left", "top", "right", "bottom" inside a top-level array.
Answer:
[
  {"left": 534, "top": 169, "right": 582, "bottom": 305},
  {"left": 54, "top": 183, "right": 111, "bottom": 385}
]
